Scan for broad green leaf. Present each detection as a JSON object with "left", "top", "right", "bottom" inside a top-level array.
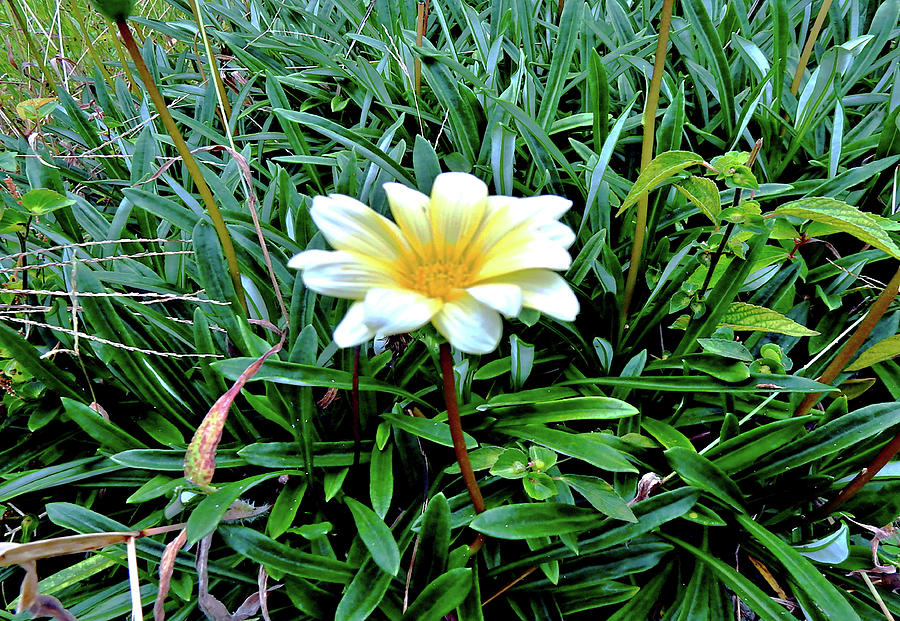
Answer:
[
  {"left": 344, "top": 497, "right": 400, "bottom": 575},
  {"left": 704, "top": 417, "right": 813, "bottom": 474},
  {"left": 334, "top": 560, "right": 392, "bottom": 621},
  {"left": 490, "top": 397, "right": 638, "bottom": 426},
  {"left": 736, "top": 515, "right": 860, "bottom": 620},
  {"left": 774, "top": 198, "right": 900, "bottom": 259},
  {"left": 383, "top": 412, "right": 477, "bottom": 449},
  {"left": 697, "top": 338, "right": 754, "bottom": 362},
  {"left": 220, "top": 526, "right": 353, "bottom": 583},
  {"left": 496, "top": 489, "right": 699, "bottom": 573},
  {"left": 522, "top": 472, "right": 558, "bottom": 500},
  {"left": 20, "top": 188, "right": 75, "bottom": 214},
  {"left": 676, "top": 176, "right": 721, "bottom": 224},
  {"left": 369, "top": 443, "right": 393, "bottom": 519},
  {"left": 665, "top": 447, "right": 745, "bottom": 512},
  {"left": 847, "top": 335, "right": 900, "bottom": 371},
  {"left": 410, "top": 493, "right": 450, "bottom": 596},
  {"left": 617, "top": 151, "right": 704, "bottom": 215},
  {"left": 0, "top": 322, "right": 82, "bottom": 402},
  {"left": 186, "top": 472, "right": 294, "bottom": 544},
  {"left": 750, "top": 402, "right": 900, "bottom": 479},
  {"left": 500, "top": 426, "right": 637, "bottom": 472},
  {"left": 561, "top": 475, "right": 637, "bottom": 522},
  {"left": 402, "top": 568, "right": 472, "bottom": 619},
  {"left": 719, "top": 302, "right": 819, "bottom": 337},
  {"left": 563, "top": 374, "right": 835, "bottom": 393},
  {"left": 61, "top": 398, "right": 146, "bottom": 452},
  {"left": 469, "top": 503, "right": 599, "bottom": 539},
  {"left": 641, "top": 418, "right": 694, "bottom": 451}
]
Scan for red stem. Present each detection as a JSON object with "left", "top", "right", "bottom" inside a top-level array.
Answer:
[{"left": 439, "top": 343, "right": 486, "bottom": 515}]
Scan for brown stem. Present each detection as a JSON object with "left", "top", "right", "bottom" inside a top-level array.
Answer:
[
  {"left": 813, "top": 430, "right": 900, "bottom": 519},
  {"left": 414, "top": 1, "right": 426, "bottom": 96},
  {"left": 116, "top": 19, "right": 247, "bottom": 313},
  {"left": 620, "top": 0, "right": 675, "bottom": 327},
  {"left": 794, "top": 265, "right": 900, "bottom": 417},
  {"left": 439, "top": 343, "right": 486, "bottom": 515},
  {"left": 790, "top": 0, "right": 835, "bottom": 96}
]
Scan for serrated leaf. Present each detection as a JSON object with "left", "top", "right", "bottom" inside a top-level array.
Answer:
[
  {"left": 617, "top": 151, "right": 704, "bottom": 215},
  {"left": 676, "top": 176, "right": 721, "bottom": 224},
  {"left": 846, "top": 335, "right": 900, "bottom": 371},
  {"left": 774, "top": 197, "right": 900, "bottom": 259},
  {"left": 719, "top": 303, "right": 819, "bottom": 337}
]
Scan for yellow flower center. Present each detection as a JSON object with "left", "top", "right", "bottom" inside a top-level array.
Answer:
[{"left": 406, "top": 261, "right": 472, "bottom": 300}]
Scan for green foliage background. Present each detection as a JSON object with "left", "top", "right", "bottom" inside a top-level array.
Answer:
[{"left": 1, "top": 0, "right": 900, "bottom": 618}]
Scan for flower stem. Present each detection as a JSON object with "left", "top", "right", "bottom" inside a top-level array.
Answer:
[
  {"left": 620, "top": 0, "right": 675, "bottom": 327},
  {"left": 439, "top": 343, "right": 485, "bottom": 515},
  {"left": 115, "top": 19, "right": 247, "bottom": 313},
  {"left": 794, "top": 265, "right": 900, "bottom": 418}
]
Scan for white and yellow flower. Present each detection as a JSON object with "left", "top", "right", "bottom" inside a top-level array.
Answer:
[{"left": 288, "top": 172, "right": 579, "bottom": 354}]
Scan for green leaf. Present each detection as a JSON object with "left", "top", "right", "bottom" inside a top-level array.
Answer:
[
  {"left": 536, "top": 0, "right": 584, "bottom": 128},
  {"left": 60, "top": 398, "right": 147, "bottom": 452},
  {"left": 20, "top": 188, "right": 75, "bottom": 215},
  {"left": 383, "top": 412, "right": 477, "bottom": 449},
  {"left": 561, "top": 475, "right": 637, "bottom": 522},
  {"left": 665, "top": 535, "right": 794, "bottom": 620},
  {"left": 344, "top": 497, "right": 400, "bottom": 575},
  {"left": 220, "top": 526, "right": 353, "bottom": 583},
  {"left": 641, "top": 418, "right": 694, "bottom": 451},
  {"left": 469, "top": 503, "right": 599, "bottom": 539},
  {"left": 617, "top": 151, "right": 704, "bottom": 215},
  {"left": 774, "top": 198, "right": 900, "bottom": 259},
  {"left": 0, "top": 322, "right": 82, "bottom": 402},
  {"left": 490, "top": 448, "right": 529, "bottom": 479},
  {"left": 522, "top": 472, "right": 559, "bottom": 500},
  {"left": 334, "top": 560, "right": 392, "bottom": 621},
  {"left": 369, "top": 443, "right": 393, "bottom": 519},
  {"left": 490, "top": 397, "right": 639, "bottom": 426},
  {"left": 704, "top": 417, "right": 813, "bottom": 474},
  {"left": 664, "top": 447, "right": 745, "bottom": 512},
  {"left": 719, "top": 302, "right": 819, "bottom": 336},
  {"left": 676, "top": 176, "right": 721, "bottom": 224},
  {"left": 187, "top": 472, "right": 294, "bottom": 544},
  {"left": 681, "top": 0, "right": 735, "bottom": 134},
  {"left": 500, "top": 426, "right": 637, "bottom": 472},
  {"left": 410, "top": 493, "right": 450, "bottom": 596},
  {"left": 273, "top": 109, "right": 415, "bottom": 185},
  {"left": 564, "top": 374, "right": 835, "bottom": 393},
  {"left": 750, "top": 402, "right": 900, "bottom": 479},
  {"left": 847, "top": 335, "right": 900, "bottom": 371},
  {"left": 697, "top": 338, "right": 754, "bottom": 362},
  {"left": 736, "top": 515, "right": 860, "bottom": 620},
  {"left": 402, "top": 568, "right": 472, "bottom": 620}
]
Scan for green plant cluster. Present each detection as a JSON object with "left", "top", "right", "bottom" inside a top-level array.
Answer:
[{"left": 1, "top": 0, "right": 900, "bottom": 619}]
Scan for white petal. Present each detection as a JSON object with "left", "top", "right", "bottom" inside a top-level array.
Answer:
[
  {"left": 334, "top": 302, "right": 377, "bottom": 347},
  {"left": 384, "top": 182, "right": 432, "bottom": 254},
  {"left": 519, "top": 195, "right": 573, "bottom": 221},
  {"left": 486, "top": 270, "right": 579, "bottom": 321},
  {"left": 474, "top": 195, "right": 573, "bottom": 252},
  {"left": 290, "top": 250, "right": 392, "bottom": 298},
  {"left": 362, "top": 288, "right": 442, "bottom": 336},
  {"left": 476, "top": 238, "right": 572, "bottom": 280},
  {"left": 429, "top": 173, "right": 489, "bottom": 256},
  {"left": 466, "top": 283, "right": 523, "bottom": 317},
  {"left": 433, "top": 293, "right": 503, "bottom": 354},
  {"left": 537, "top": 220, "right": 576, "bottom": 249},
  {"left": 310, "top": 194, "right": 408, "bottom": 262}
]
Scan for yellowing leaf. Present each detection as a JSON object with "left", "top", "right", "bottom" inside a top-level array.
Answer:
[
  {"left": 15, "top": 98, "right": 56, "bottom": 121},
  {"left": 617, "top": 150, "right": 704, "bottom": 216},
  {"left": 846, "top": 334, "right": 900, "bottom": 371},
  {"left": 718, "top": 302, "right": 819, "bottom": 337},
  {"left": 773, "top": 197, "right": 900, "bottom": 259},
  {"left": 676, "top": 176, "right": 721, "bottom": 224}
]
